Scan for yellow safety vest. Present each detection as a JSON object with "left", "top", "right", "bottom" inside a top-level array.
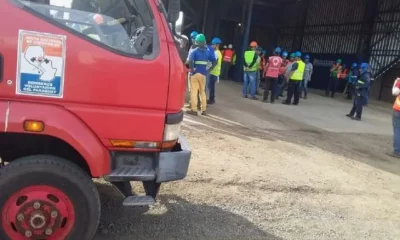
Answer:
[
  {"left": 291, "top": 60, "right": 305, "bottom": 81},
  {"left": 210, "top": 50, "right": 222, "bottom": 76},
  {"left": 232, "top": 54, "right": 236, "bottom": 65},
  {"left": 244, "top": 50, "right": 258, "bottom": 72}
]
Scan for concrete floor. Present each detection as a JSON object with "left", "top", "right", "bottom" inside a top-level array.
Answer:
[{"left": 201, "top": 81, "right": 393, "bottom": 135}]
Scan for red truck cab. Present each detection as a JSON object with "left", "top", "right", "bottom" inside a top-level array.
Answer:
[{"left": 0, "top": 0, "right": 190, "bottom": 239}]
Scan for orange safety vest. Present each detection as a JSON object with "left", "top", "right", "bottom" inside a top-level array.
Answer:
[
  {"left": 223, "top": 49, "right": 234, "bottom": 62},
  {"left": 394, "top": 97, "right": 400, "bottom": 111},
  {"left": 339, "top": 69, "right": 349, "bottom": 79},
  {"left": 393, "top": 80, "right": 400, "bottom": 111}
]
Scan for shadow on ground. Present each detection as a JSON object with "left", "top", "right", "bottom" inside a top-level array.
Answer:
[{"left": 94, "top": 182, "right": 279, "bottom": 240}]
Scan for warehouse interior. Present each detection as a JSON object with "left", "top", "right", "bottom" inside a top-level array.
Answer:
[{"left": 171, "top": 0, "right": 400, "bottom": 103}]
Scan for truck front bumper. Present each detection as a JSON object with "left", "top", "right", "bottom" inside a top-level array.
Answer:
[{"left": 156, "top": 135, "right": 191, "bottom": 183}]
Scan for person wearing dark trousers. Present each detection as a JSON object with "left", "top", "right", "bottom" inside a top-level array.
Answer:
[
  {"left": 221, "top": 44, "right": 234, "bottom": 80},
  {"left": 346, "top": 63, "right": 359, "bottom": 100},
  {"left": 301, "top": 54, "right": 313, "bottom": 99},
  {"left": 208, "top": 37, "right": 223, "bottom": 104},
  {"left": 276, "top": 51, "right": 289, "bottom": 99},
  {"left": 326, "top": 59, "right": 342, "bottom": 98},
  {"left": 346, "top": 63, "right": 371, "bottom": 121},
  {"left": 389, "top": 78, "right": 400, "bottom": 158},
  {"left": 283, "top": 51, "right": 305, "bottom": 105},
  {"left": 263, "top": 47, "right": 283, "bottom": 103}
]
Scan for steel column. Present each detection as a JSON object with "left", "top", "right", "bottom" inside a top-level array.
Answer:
[{"left": 234, "top": 0, "right": 254, "bottom": 82}]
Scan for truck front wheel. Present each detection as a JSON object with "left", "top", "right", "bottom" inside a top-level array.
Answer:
[{"left": 0, "top": 155, "right": 101, "bottom": 240}]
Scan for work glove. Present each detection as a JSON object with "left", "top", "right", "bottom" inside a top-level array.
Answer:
[{"left": 217, "top": 76, "right": 220, "bottom": 84}]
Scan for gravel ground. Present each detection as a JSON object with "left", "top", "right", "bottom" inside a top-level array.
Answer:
[{"left": 95, "top": 82, "right": 400, "bottom": 240}]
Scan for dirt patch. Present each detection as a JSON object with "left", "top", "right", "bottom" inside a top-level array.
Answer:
[{"left": 95, "top": 82, "right": 400, "bottom": 240}]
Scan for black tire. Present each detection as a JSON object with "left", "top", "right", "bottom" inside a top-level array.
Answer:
[{"left": 0, "top": 155, "right": 101, "bottom": 240}]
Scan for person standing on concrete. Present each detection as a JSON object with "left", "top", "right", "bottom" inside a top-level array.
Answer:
[
  {"left": 186, "top": 31, "right": 199, "bottom": 63},
  {"left": 263, "top": 47, "right": 283, "bottom": 104},
  {"left": 346, "top": 63, "right": 371, "bottom": 121},
  {"left": 208, "top": 37, "right": 223, "bottom": 105},
  {"left": 279, "top": 52, "right": 295, "bottom": 99},
  {"left": 364, "top": 67, "right": 374, "bottom": 106},
  {"left": 389, "top": 77, "right": 400, "bottom": 158},
  {"left": 283, "top": 51, "right": 305, "bottom": 106},
  {"left": 276, "top": 51, "right": 289, "bottom": 99},
  {"left": 345, "top": 63, "right": 359, "bottom": 99},
  {"left": 187, "top": 34, "right": 216, "bottom": 116},
  {"left": 256, "top": 47, "right": 264, "bottom": 95},
  {"left": 243, "top": 41, "right": 260, "bottom": 100},
  {"left": 205, "top": 43, "right": 217, "bottom": 95},
  {"left": 326, "top": 59, "right": 343, "bottom": 98},
  {"left": 221, "top": 44, "right": 234, "bottom": 80},
  {"left": 301, "top": 54, "right": 313, "bottom": 99}
]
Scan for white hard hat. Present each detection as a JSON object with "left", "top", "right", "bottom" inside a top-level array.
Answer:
[
  {"left": 228, "top": 44, "right": 233, "bottom": 49},
  {"left": 223, "top": 45, "right": 227, "bottom": 48}
]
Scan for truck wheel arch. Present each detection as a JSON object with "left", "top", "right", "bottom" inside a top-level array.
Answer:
[{"left": 5, "top": 102, "right": 110, "bottom": 177}]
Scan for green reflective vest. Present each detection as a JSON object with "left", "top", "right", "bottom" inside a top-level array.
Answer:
[
  {"left": 210, "top": 50, "right": 222, "bottom": 76},
  {"left": 244, "top": 50, "right": 258, "bottom": 72},
  {"left": 291, "top": 60, "right": 305, "bottom": 81}
]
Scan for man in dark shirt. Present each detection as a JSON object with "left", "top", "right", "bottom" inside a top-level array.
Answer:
[{"left": 346, "top": 63, "right": 371, "bottom": 121}]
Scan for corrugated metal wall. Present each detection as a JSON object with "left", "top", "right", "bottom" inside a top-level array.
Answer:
[
  {"left": 370, "top": 0, "right": 400, "bottom": 77},
  {"left": 277, "top": 0, "right": 365, "bottom": 54},
  {"left": 302, "top": 0, "right": 364, "bottom": 54},
  {"left": 277, "top": 0, "right": 400, "bottom": 79}
]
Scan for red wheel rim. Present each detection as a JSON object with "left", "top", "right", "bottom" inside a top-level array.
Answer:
[{"left": 2, "top": 185, "right": 75, "bottom": 240}]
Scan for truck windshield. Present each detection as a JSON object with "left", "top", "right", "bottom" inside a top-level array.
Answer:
[{"left": 18, "top": 0, "right": 155, "bottom": 56}]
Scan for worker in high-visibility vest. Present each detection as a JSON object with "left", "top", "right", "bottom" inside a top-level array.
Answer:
[
  {"left": 243, "top": 41, "right": 260, "bottom": 100},
  {"left": 263, "top": 47, "right": 283, "bottom": 103},
  {"left": 221, "top": 44, "right": 234, "bottom": 80},
  {"left": 326, "top": 59, "right": 343, "bottom": 98},
  {"left": 283, "top": 51, "right": 305, "bottom": 105},
  {"left": 208, "top": 37, "right": 223, "bottom": 104},
  {"left": 390, "top": 77, "right": 400, "bottom": 158},
  {"left": 187, "top": 34, "right": 216, "bottom": 116},
  {"left": 346, "top": 63, "right": 371, "bottom": 121}
]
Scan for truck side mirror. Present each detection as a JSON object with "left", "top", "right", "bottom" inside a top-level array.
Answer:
[
  {"left": 167, "top": 0, "right": 180, "bottom": 23},
  {"left": 175, "top": 11, "right": 184, "bottom": 35}
]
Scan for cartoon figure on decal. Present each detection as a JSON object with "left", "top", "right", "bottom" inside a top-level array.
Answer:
[{"left": 24, "top": 45, "right": 57, "bottom": 81}]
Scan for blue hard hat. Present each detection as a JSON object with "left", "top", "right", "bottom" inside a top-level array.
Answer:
[
  {"left": 352, "top": 63, "right": 358, "bottom": 68},
  {"left": 190, "top": 31, "right": 199, "bottom": 39},
  {"left": 304, "top": 54, "right": 310, "bottom": 59},
  {"left": 360, "top": 63, "right": 369, "bottom": 69},
  {"left": 282, "top": 51, "right": 288, "bottom": 57},
  {"left": 295, "top": 51, "right": 302, "bottom": 57},
  {"left": 211, "top": 37, "right": 222, "bottom": 45},
  {"left": 274, "top": 47, "right": 282, "bottom": 54}
]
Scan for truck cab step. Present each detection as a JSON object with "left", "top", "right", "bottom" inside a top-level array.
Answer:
[
  {"left": 123, "top": 196, "right": 155, "bottom": 206},
  {"left": 105, "top": 166, "right": 155, "bottom": 182}
]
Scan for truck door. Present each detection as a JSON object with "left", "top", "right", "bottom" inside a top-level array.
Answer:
[
  {"left": 0, "top": 26, "right": 8, "bottom": 132},
  {"left": 0, "top": 0, "right": 170, "bottom": 142}
]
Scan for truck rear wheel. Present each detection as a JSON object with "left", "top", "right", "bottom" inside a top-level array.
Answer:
[{"left": 0, "top": 155, "right": 101, "bottom": 240}]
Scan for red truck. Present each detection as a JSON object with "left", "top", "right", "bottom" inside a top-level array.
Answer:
[{"left": 0, "top": 0, "right": 190, "bottom": 239}]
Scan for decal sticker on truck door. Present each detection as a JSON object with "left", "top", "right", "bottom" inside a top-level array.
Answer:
[{"left": 16, "top": 30, "right": 66, "bottom": 98}]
